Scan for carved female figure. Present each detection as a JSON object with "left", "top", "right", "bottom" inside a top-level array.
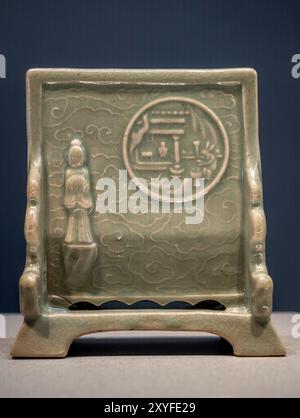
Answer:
[
  {"left": 63, "top": 138, "right": 97, "bottom": 289},
  {"left": 64, "top": 139, "right": 93, "bottom": 243}
]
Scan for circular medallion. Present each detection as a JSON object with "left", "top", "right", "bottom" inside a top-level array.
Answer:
[{"left": 123, "top": 96, "right": 229, "bottom": 202}]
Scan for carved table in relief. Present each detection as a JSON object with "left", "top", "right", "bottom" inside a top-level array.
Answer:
[{"left": 11, "top": 69, "right": 285, "bottom": 357}]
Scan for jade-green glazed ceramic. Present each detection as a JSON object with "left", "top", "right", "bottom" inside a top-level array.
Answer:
[{"left": 11, "top": 69, "right": 285, "bottom": 357}]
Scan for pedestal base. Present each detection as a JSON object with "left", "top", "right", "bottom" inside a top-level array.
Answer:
[{"left": 11, "top": 309, "right": 285, "bottom": 358}]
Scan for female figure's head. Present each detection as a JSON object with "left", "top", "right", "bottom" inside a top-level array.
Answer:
[{"left": 68, "top": 139, "right": 86, "bottom": 168}]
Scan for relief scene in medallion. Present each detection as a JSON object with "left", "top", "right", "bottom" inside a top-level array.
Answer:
[{"left": 43, "top": 84, "right": 244, "bottom": 306}]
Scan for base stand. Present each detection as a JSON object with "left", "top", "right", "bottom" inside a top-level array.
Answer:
[{"left": 11, "top": 309, "right": 285, "bottom": 358}]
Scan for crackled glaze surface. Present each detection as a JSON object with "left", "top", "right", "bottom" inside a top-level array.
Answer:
[{"left": 43, "top": 83, "right": 244, "bottom": 306}]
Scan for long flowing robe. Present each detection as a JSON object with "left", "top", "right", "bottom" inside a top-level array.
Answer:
[{"left": 64, "top": 166, "right": 94, "bottom": 244}]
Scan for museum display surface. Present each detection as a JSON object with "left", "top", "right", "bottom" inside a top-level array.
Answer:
[{"left": 11, "top": 68, "right": 285, "bottom": 357}]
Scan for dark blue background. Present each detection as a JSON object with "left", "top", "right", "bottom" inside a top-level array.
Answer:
[{"left": 0, "top": 0, "right": 299, "bottom": 312}]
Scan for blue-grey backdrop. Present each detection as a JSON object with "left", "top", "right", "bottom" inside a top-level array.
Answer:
[{"left": 0, "top": 0, "right": 299, "bottom": 312}]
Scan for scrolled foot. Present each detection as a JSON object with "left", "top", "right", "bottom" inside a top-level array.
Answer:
[
  {"left": 251, "top": 273, "right": 273, "bottom": 323},
  {"left": 19, "top": 271, "right": 40, "bottom": 322}
]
